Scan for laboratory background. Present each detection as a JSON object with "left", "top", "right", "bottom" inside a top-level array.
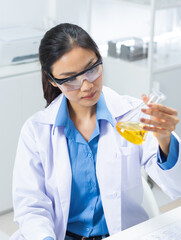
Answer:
[{"left": 0, "top": 0, "right": 181, "bottom": 238}]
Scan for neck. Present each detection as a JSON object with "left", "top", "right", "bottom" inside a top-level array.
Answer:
[{"left": 68, "top": 101, "right": 97, "bottom": 123}]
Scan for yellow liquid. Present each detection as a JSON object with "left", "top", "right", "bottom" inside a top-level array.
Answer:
[{"left": 116, "top": 122, "right": 148, "bottom": 145}]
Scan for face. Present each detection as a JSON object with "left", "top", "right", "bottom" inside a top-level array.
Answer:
[{"left": 50, "top": 47, "right": 103, "bottom": 109}]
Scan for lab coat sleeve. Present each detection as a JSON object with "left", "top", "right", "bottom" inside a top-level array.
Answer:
[
  {"left": 141, "top": 131, "right": 181, "bottom": 200},
  {"left": 12, "top": 120, "right": 56, "bottom": 240}
]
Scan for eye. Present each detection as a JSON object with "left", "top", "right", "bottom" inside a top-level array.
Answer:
[
  {"left": 86, "top": 68, "right": 95, "bottom": 74},
  {"left": 66, "top": 77, "right": 76, "bottom": 83}
]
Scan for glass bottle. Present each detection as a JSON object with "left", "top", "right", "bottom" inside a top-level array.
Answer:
[{"left": 116, "top": 89, "right": 166, "bottom": 145}]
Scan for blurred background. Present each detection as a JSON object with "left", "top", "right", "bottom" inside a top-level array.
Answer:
[{"left": 0, "top": 0, "right": 181, "bottom": 238}]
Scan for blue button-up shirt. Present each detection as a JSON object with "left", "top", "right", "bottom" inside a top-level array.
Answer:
[
  {"left": 54, "top": 94, "right": 113, "bottom": 237},
  {"left": 43, "top": 93, "right": 179, "bottom": 240}
]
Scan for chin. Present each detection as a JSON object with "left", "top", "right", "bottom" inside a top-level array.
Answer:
[{"left": 82, "top": 92, "right": 100, "bottom": 106}]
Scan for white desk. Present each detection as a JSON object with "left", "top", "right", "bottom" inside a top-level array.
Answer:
[{"left": 107, "top": 206, "right": 181, "bottom": 240}]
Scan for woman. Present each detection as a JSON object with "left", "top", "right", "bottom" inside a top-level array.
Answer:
[{"left": 11, "top": 23, "right": 181, "bottom": 240}]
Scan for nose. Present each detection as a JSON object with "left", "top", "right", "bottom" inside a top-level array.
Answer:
[{"left": 80, "top": 78, "right": 93, "bottom": 91}]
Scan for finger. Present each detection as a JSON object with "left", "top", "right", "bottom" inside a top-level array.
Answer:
[
  {"left": 142, "top": 125, "right": 171, "bottom": 138},
  {"left": 141, "top": 108, "right": 179, "bottom": 123},
  {"left": 142, "top": 125, "right": 166, "bottom": 132},
  {"left": 142, "top": 125, "right": 172, "bottom": 137},
  {"left": 147, "top": 103, "right": 178, "bottom": 116},
  {"left": 140, "top": 118, "right": 176, "bottom": 131}
]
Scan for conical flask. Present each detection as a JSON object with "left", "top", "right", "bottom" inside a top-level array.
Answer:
[{"left": 116, "top": 89, "right": 166, "bottom": 145}]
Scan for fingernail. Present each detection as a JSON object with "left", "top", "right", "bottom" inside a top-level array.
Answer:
[{"left": 148, "top": 103, "right": 153, "bottom": 107}]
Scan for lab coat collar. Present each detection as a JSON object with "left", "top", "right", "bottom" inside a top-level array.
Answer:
[
  {"left": 33, "top": 86, "right": 138, "bottom": 126},
  {"left": 33, "top": 93, "right": 64, "bottom": 125},
  {"left": 102, "top": 86, "right": 141, "bottom": 123},
  {"left": 53, "top": 92, "right": 114, "bottom": 132}
]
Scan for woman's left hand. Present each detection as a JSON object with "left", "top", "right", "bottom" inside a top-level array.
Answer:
[{"left": 140, "top": 94, "right": 179, "bottom": 156}]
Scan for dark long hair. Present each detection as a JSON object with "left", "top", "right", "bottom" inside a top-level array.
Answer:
[{"left": 39, "top": 23, "right": 102, "bottom": 107}]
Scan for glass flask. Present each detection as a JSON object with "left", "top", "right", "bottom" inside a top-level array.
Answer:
[{"left": 116, "top": 89, "right": 166, "bottom": 145}]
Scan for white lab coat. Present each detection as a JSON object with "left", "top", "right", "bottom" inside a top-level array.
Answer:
[{"left": 11, "top": 86, "right": 181, "bottom": 240}]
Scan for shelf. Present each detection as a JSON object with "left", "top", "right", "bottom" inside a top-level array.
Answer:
[
  {"left": 103, "top": 0, "right": 181, "bottom": 10},
  {"left": 153, "top": 52, "right": 181, "bottom": 73},
  {"left": 102, "top": 55, "right": 148, "bottom": 70},
  {"left": 104, "top": 52, "right": 181, "bottom": 74},
  {"left": 155, "top": 0, "right": 181, "bottom": 10},
  {"left": 0, "top": 61, "right": 41, "bottom": 79}
]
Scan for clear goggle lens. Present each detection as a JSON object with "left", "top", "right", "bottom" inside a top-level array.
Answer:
[{"left": 61, "top": 64, "right": 102, "bottom": 91}]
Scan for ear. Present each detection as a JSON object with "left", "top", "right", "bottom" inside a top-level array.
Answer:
[
  {"left": 43, "top": 70, "right": 58, "bottom": 88},
  {"left": 49, "top": 80, "right": 58, "bottom": 88}
]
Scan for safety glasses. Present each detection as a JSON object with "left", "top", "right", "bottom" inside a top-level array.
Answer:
[{"left": 48, "top": 58, "right": 103, "bottom": 91}]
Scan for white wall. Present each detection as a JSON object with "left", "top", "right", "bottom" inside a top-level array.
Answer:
[
  {"left": 1, "top": 0, "right": 179, "bottom": 41},
  {"left": 0, "top": 0, "right": 46, "bottom": 29},
  {"left": 0, "top": 0, "right": 90, "bottom": 32},
  {"left": 56, "top": 0, "right": 88, "bottom": 29},
  {"left": 90, "top": 0, "right": 179, "bottom": 44}
]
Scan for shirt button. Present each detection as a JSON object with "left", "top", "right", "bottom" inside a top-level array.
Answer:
[
  {"left": 88, "top": 153, "right": 92, "bottom": 158},
  {"left": 86, "top": 228, "right": 90, "bottom": 231},
  {"left": 91, "top": 181, "right": 95, "bottom": 188}
]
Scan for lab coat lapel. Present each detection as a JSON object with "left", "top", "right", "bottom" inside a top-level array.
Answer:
[
  {"left": 96, "top": 120, "right": 122, "bottom": 235},
  {"left": 52, "top": 126, "right": 72, "bottom": 228}
]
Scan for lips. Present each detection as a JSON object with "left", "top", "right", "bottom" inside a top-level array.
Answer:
[{"left": 82, "top": 91, "right": 96, "bottom": 99}]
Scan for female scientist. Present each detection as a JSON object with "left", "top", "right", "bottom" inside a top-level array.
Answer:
[{"left": 11, "top": 23, "right": 181, "bottom": 240}]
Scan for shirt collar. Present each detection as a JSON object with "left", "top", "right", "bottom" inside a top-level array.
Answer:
[
  {"left": 53, "top": 92, "right": 114, "bottom": 134},
  {"left": 96, "top": 93, "right": 114, "bottom": 126}
]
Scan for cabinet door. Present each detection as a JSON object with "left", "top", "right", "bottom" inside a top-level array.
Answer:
[
  {"left": 0, "top": 71, "right": 45, "bottom": 213},
  {"left": 153, "top": 69, "right": 181, "bottom": 137},
  {"left": 21, "top": 71, "right": 45, "bottom": 124},
  {"left": 103, "top": 56, "right": 150, "bottom": 98},
  {"left": 0, "top": 76, "right": 22, "bottom": 212}
]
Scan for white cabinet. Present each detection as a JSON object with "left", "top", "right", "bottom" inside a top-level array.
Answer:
[
  {"left": 153, "top": 68, "right": 181, "bottom": 135},
  {"left": 21, "top": 71, "right": 45, "bottom": 123},
  {"left": 0, "top": 63, "right": 45, "bottom": 213},
  {"left": 103, "top": 56, "right": 150, "bottom": 98},
  {"left": 0, "top": 76, "right": 22, "bottom": 213}
]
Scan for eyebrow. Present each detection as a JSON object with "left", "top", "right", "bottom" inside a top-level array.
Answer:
[{"left": 58, "top": 57, "right": 95, "bottom": 76}]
